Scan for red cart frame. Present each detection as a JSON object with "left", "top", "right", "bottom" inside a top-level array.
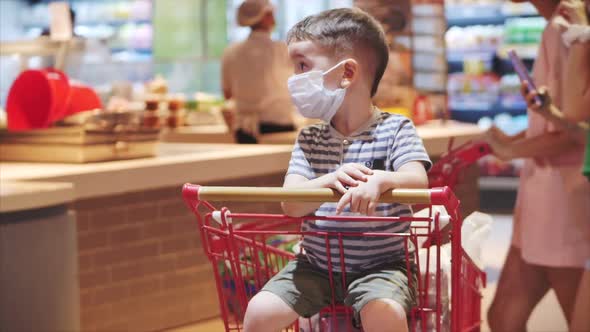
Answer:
[{"left": 182, "top": 141, "right": 490, "bottom": 332}]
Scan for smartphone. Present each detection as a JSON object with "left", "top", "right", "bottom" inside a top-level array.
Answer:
[{"left": 508, "top": 50, "right": 543, "bottom": 105}]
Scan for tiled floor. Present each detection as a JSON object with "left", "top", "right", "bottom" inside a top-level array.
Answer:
[{"left": 168, "top": 214, "right": 570, "bottom": 332}]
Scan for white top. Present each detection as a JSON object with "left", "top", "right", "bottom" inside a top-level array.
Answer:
[{"left": 222, "top": 31, "right": 295, "bottom": 126}]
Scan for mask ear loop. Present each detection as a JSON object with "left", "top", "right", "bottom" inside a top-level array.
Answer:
[
  {"left": 322, "top": 60, "right": 351, "bottom": 91},
  {"left": 322, "top": 60, "right": 348, "bottom": 77}
]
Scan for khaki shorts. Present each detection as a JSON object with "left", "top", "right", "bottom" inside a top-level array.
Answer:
[{"left": 261, "top": 255, "right": 417, "bottom": 321}]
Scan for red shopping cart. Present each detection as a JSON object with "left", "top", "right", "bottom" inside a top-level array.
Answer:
[{"left": 182, "top": 141, "right": 490, "bottom": 332}]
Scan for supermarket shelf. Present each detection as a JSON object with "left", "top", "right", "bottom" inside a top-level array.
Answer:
[
  {"left": 479, "top": 176, "right": 519, "bottom": 190},
  {"left": 0, "top": 37, "right": 85, "bottom": 56},
  {"left": 450, "top": 104, "right": 527, "bottom": 123},
  {"left": 446, "top": 4, "right": 539, "bottom": 28},
  {"left": 446, "top": 48, "right": 536, "bottom": 74},
  {"left": 447, "top": 49, "right": 496, "bottom": 73},
  {"left": 24, "top": 19, "right": 151, "bottom": 29},
  {"left": 111, "top": 47, "right": 152, "bottom": 55}
]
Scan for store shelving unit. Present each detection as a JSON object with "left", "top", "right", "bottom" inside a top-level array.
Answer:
[
  {"left": 445, "top": 1, "right": 542, "bottom": 124},
  {"left": 444, "top": 2, "right": 541, "bottom": 193},
  {"left": 20, "top": 0, "right": 153, "bottom": 60}
]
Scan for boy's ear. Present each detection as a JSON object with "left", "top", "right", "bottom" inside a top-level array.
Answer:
[{"left": 340, "top": 59, "right": 358, "bottom": 89}]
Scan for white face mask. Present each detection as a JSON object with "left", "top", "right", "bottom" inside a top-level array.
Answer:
[{"left": 287, "top": 61, "right": 348, "bottom": 122}]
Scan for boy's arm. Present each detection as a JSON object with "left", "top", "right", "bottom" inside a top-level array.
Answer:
[
  {"left": 282, "top": 129, "right": 374, "bottom": 217},
  {"left": 335, "top": 161, "right": 428, "bottom": 215},
  {"left": 281, "top": 174, "right": 331, "bottom": 217},
  {"left": 282, "top": 164, "right": 373, "bottom": 217}
]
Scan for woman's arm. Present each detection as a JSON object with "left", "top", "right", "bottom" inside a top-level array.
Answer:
[
  {"left": 529, "top": 0, "right": 560, "bottom": 20},
  {"left": 487, "top": 130, "right": 582, "bottom": 161},
  {"left": 564, "top": 42, "right": 590, "bottom": 121},
  {"left": 560, "top": 0, "right": 590, "bottom": 121}
]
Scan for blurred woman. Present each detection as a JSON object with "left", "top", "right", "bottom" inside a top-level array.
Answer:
[
  {"left": 221, "top": 0, "right": 295, "bottom": 143},
  {"left": 484, "top": 0, "right": 590, "bottom": 331}
]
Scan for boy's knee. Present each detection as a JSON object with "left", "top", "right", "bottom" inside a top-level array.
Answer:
[
  {"left": 243, "top": 291, "right": 298, "bottom": 332},
  {"left": 360, "top": 299, "right": 408, "bottom": 332},
  {"left": 244, "top": 293, "right": 272, "bottom": 325}
]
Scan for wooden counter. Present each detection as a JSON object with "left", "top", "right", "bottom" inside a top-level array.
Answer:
[
  {"left": 162, "top": 120, "right": 484, "bottom": 158},
  {"left": 0, "top": 143, "right": 292, "bottom": 332},
  {"left": 1, "top": 143, "right": 293, "bottom": 200},
  {"left": 0, "top": 181, "right": 74, "bottom": 213},
  {"left": 0, "top": 127, "right": 483, "bottom": 331}
]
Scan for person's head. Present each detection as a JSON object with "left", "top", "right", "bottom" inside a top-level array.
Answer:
[
  {"left": 237, "top": 0, "right": 275, "bottom": 31},
  {"left": 286, "top": 8, "right": 388, "bottom": 100}
]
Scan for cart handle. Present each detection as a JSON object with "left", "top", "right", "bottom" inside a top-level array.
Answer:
[{"left": 182, "top": 184, "right": 458, "bottom": 207}]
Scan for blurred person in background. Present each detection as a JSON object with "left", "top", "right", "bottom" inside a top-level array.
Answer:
[
  {"left": 40, "top": 7, "right": 77, "bottom": 37},
  {"left": 484, "top": 0, "right": 590, "bottom": 331},
  {"left": 221, "top": 0, "right": 296, "bottom": 144}
]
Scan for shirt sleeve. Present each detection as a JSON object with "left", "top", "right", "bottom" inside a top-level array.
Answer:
[
  {"left": 286, "top": 130, "right": 316, "bottom": 180},
  {"left": 390, "top": 118, "right": 432, "bottom": 171}
]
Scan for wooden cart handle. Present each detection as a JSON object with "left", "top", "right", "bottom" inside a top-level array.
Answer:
[{"left": 184, "top": 185, "right": 448, "bottom": 205}]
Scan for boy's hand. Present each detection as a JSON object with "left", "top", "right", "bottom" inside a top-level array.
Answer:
[
  {"left": 325, "top": 163, "right": 373, "bottom": 194},
  {"left": 335, "top": 170, "right": 388, "bottom": 216}
]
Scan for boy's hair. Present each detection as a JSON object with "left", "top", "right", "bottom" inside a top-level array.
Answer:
[{"left": 286, "top": 8, "right": 389, "bottom": 97}]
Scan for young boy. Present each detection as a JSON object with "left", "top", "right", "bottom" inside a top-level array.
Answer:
[{"left": 243, "top": 8, "right": 431, "bottom": 332}]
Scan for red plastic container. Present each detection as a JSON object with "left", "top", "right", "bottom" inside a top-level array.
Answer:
[
  {"left": 6, "top": 69, "right": 102, "bottom": 131},
  {"left": 7, "top": 69, "right": 70, "bottom": 131}
]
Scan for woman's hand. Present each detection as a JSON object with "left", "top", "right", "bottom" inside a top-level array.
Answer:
[
  {"left": 483, "top": 127, "right": 515, "bottom": 161},
  {"left": 557, "top": 0, "right": 589, "bottom": 26},
  {"left": 324, "top": 163, "right": 373, "bottom": 194},
  {"left": 520, "top": 81, "right": 552, "bottom": 112}
]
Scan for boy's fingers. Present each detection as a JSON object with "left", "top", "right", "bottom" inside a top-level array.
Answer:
[
  {"left": 350, "top": 192, "right": 361, "bottom": 213},
  {"left": 360, "top": 199, "right": 369, "bottom": 215},
  {"left": 337, "top": 173, "right": 358, "bottom": 187},
  {"left": 336, "top": 192, "right": 351, "bottom": 214},
  {"left": 368, "top": 201, "right": 377, "bottom": 216},
  {"left": 350, "top": 169, "right": 368, "bottom": 181},
  {"left": 333, "top": 181, "right": 347, "bottom": 195},
  {"left": 351, "top": 163, "right": 374, "bottom": 175}
]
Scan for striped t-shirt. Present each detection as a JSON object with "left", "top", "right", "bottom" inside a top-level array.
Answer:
[{"left": 286, "top": 110, "right": 432, "bottom": 272}]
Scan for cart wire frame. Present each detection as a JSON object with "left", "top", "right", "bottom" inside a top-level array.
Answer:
[{"left": 182, "top": 185, "right": 486, "bottom": 332}]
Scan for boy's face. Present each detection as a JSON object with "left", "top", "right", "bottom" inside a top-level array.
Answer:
[{"left": 287, "top": 40, "right": 346, "bottom": 91}]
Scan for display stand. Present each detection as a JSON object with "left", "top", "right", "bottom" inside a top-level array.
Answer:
[{"left": 0, "top": 37, "right": 85, "bottom": 72}]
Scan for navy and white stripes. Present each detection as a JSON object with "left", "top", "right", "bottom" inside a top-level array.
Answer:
[{"left": 286, "top": 111, "right": 432, "bottom": 272}]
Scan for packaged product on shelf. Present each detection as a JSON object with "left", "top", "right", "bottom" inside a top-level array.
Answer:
[{"left": 448, "top": 73, "right": 500, "bottom": 111}]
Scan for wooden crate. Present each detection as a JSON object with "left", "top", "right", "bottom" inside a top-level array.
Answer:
[{"left": 0, "top": 126, "right": 160, "bottom": 163}]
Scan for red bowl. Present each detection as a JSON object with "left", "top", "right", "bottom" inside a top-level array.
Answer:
[
  {"left": 6, "top": 69, "right": 70, "bottom": 131},
  {"left": 66, "top": 84, "right": 103, "bottom": 117}
]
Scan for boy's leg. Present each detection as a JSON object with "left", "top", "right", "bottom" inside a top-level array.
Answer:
[
  {"left": 487, "top": 246, "right": 549, "bottom": 332},
  {"left": 345, "top": 261, "right": 415, "bottom": 332},
  {"left": 359, "top": 298, "right": 408, "bottom": 332},
  {"left": 243, "top": 256, "right": 331, "bottom": 332},
  {"left": 243, "top": 291, "right": 298, "bottom": 332}
]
